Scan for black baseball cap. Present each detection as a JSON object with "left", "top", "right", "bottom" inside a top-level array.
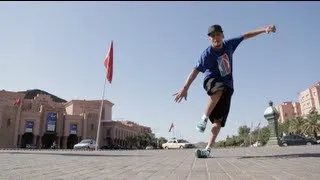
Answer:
[{"left": 208, "top": 24, "right": 223, "bottom": 36}]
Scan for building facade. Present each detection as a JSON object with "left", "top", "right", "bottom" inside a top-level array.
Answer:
[
  {"left": 298, "top": 82, "right": 320, "bottom": 116},
  {"left": 275, "top": 102, "right": 301, "bottom": 123},
  {"left": 0, "top": 90, "right": 151, "bottom": 149},
  {"left": 276, "top": 81, "right": 320, "bottom": 123}
]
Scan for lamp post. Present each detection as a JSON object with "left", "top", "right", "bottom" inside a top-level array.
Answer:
[{"left": 263, "top": 101, "right": 280, "bottom": 146}]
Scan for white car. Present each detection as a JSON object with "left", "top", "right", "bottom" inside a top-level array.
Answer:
[
  {"left": 146, "top": 145, "right": 154, "bottom": 150},
  {"left": 162, "top": 139, "right": 194, "bottom": 149},
  {"left": 73, "top": 139, "right": 96, "bottom": 150}
]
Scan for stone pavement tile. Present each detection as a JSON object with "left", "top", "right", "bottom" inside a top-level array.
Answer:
[
  {"left": 257, "top": 158, "right": 313, "bottom": 179},
  {"left": 154, "top": 153, "right": 194, "bottom": 180},
  {"left": 304, "top": 173, "right": 320, "bottom": 180},
  {"left": 240, "top": 157, "right": 318, "bottom": 180},
  {"left": 291, "top": 158, "right": 320, "bottom": 171},
  {"left": 218, "top": 159, "right": 258, "bottom": 180},
  {"left": 209, "top": 173, "right": 232, "bottom": 180},
  {"left": 204, "top": 158, "right": 225, "bottom": 173},
  {"left": 228, "top": 172, "right": 261, "bottom": 180},
  {"left": 214, "top": 158, "right": 243, "bottom": 173},
  {"left": 1, "top": 146, "right": 320, "bottom": 180},
  {"left": 188, "top": 171, "right": 209, "bottom": 180},
  {"left": 224, "top": 158, "right": 279, "bottom": 179},
  {"left": 243, "top": 159, "right": 297, "bottom": 179}
]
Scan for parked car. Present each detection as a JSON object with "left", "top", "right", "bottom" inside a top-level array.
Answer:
[
  {"left": 162, "top": 139, "right": 194, "bottom": 149},
  {"left": 146, "top": 145, "right": 154, "bottom": 150},
  {"left": 73, "top": 139, "right": 96, "bottom": 150},
  {"left": 280, "top": 135, "right": 317, "bottom": 146},
  {"left": 26, "top": 144, "right": 37, "bottom": 149}
]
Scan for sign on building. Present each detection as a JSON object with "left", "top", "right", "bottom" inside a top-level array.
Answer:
[
  {"left": 70, "top": 124, "right": 77, "bottom": 135},
  {"left": 25, "top": 121, "right": 34, "bottom": 133},
  {"left": 46, "top": 112, "right": 57, "bottom": 132}
]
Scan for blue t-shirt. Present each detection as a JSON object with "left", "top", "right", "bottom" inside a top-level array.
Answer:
[{"left": 195, "top": 35, "right": 244, "bottom": 90}]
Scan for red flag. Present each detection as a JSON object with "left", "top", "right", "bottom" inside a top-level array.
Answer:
[
  {"left": 168, "top": 123, "right": 174, "bottom": 132},
  {"left": 14, "top": 98, "right": 21, "bottom": 108},
  {"left": 104, "top": 41, "right": 113, "bottom": 84}
]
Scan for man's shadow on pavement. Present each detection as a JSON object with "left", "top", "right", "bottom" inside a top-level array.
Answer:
[
  {"left": 0, "top": 151, "right": 148, "bottom": 157},
  {"left": 239, "top": 153, "right": 320, "bottom": 159}
]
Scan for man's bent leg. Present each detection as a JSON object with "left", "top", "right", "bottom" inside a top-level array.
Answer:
[
  {"left": 196, "top": 90, "right": 223, "bottom": 133},
  {"left": 205, "top": 91, "right": 223, "bottom": 117}
]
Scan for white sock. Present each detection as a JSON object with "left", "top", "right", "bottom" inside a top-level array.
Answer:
[
  {"left": 205, "top": 145, "right": 211, "bottom": 150},
  {"left": 201, "top": 114, "right": 209, "bottom": 122}
]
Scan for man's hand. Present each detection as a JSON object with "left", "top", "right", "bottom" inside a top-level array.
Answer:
[
  {"left": 265, "top": 25, "right": 276, "bottom": 34},
  {"left": 173, "top": 68, "right": 199, "bottom": 103},
  {"left": 173, "top": 87, "right": 188, "bottom": 103},
  {"left": 243, "top": 24, "right": 277, "bottom": 40}
]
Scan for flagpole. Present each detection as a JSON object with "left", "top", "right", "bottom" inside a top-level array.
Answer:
[
  {"left": 95, "top": 75, "right": 107, "bottom": 151},
  {"left": 172, "top": 122, "right": 175, "bottom": 139},
  {"left": 95, "top": 40, "right": 113, "bottom": 151}
]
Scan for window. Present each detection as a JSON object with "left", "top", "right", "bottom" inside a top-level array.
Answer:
[
  {"left": 7, "top": 119, "right": 11, "bottom": 127},
  {"left": 91, "top": 124, "right": 94, "bottom": 130},
  {"left": 178, "top": 139, "right": 189, "bottom": 143}
]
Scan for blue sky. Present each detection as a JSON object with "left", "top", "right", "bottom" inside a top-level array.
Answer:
[{"left": 1, "top": 2, "right": 319, "bottom": 143}]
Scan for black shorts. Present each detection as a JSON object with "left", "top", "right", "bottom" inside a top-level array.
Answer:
[{"left": 203, "top": 78, "right": 234, "bottom": 127}]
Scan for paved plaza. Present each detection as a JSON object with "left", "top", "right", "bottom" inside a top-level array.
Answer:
[{"left": 0, "top": 145, "right": 320, "bottom": 180}]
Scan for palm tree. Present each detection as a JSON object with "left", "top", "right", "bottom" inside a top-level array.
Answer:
[
  {"left": 302, "top": 109, "right": 320, "bottom": 138},
  {"left": 289, "top": 116, "right": 305, "bottom": 135},
  {"left": 278, "top": 120, "right": 290, "bottom": 137}
]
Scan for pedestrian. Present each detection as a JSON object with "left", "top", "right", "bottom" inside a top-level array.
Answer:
[{"left": 173, "top": 24, "right": 276, "bottom": 158}]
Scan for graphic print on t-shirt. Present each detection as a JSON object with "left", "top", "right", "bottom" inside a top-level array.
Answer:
[{"left": 217, "top": 53, "right": 231, "bottom": 77}]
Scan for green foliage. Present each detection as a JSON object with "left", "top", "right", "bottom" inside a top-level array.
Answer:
[
  {"left": 126, "top": 132, "right": 161, "bottom": 148},
  {"left": 277, "top": 109, "right": 320, "bottom": 138},
  {"left": 216, "top": 109, "right": 319, "bottom": 148},
  {"left": 238, "top": 125, "right": 251, "bottom": 137},
  {"left": 158, "top": 137, "right": 168, "bottom": 148},
  {"left": 303, "top": 108, "right": 320, "bottom": 138},
  {"left": 259, "top": 126, "right": 270, "bottom": 145}
]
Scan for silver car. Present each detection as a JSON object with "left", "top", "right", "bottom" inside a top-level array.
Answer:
[{"left": 73, "top": 139, "right": 96, "bottom": 150}]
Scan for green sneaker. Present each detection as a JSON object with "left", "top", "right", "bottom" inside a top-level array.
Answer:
[
  {"left": 196, "top": 115, "right": 208, "bottom": 133},
  {"left": 195, "top": 148, "right": 212, "bottom": 158}
]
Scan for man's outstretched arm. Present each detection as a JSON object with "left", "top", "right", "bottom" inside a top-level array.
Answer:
[
  {"left": 183, "top": 68, "right": 200, "bottom": 90},
  {"left": 243, "top": 25, "right": 276, "bottom": 40},
  {"left": 173, "top": 68, "right": 200, "bottom": 103}
]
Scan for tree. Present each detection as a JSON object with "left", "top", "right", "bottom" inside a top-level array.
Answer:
[
  {"left": 259, "top": 126, "right": 270, "bottom": 145},
  {"left": 250, "top": 128, "right": 260, "bottom": 143},
  {"left": 238, "top": 125, "right": 251, "bottom": 146},
  {"left": 225, "top": 135, "right": 234, "bottom": 146},
  {"left": 289, "top": 116, "right": 305, "bottom": 135},
  {"left": 214, "top": 140, "right": 226, "bottom": 148},
  {"left": 126, "top": 135, "right": 138, "bottom": 147},
  {"left": 278, "top": 120, "right": 290, "bottom": 137},
  {"left": 158, "top": 137, "right": 167, "bottom": 148},
  {"left": 238, "top": 125, "right": 251, "bottom": 137},
  {"left": 302, "top": 109, "right": 320, "bottom": 138}
]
